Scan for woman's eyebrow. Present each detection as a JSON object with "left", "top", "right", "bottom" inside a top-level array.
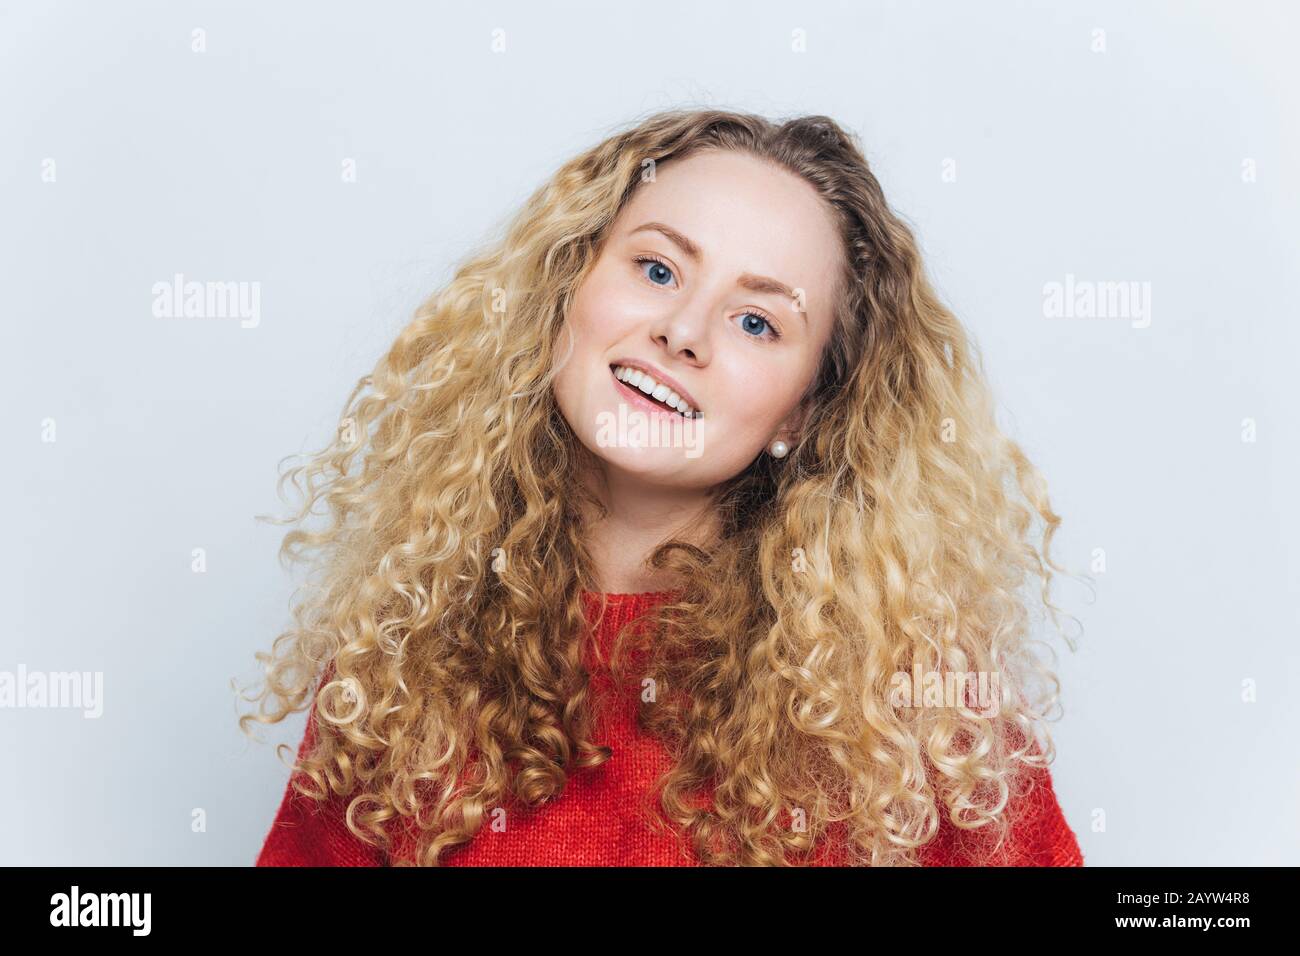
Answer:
[
  {"left": 628, "top": 220, "right": 804, "bottom": 315},
  {"left": 630, "top": 221, "right": 704, "bottom": 261}
]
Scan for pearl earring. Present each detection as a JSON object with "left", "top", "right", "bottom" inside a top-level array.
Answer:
[{"left": 768, "top": 439, "right": 789, "bottom": 459}]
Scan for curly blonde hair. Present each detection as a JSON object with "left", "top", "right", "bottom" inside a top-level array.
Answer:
[{"left": 237, "top": 108, "right": 1085, "bottom": 867}]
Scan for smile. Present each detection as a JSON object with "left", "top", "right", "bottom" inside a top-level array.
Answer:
[{"left": 609, "top": 364, "right": 701, "bottom": 419}]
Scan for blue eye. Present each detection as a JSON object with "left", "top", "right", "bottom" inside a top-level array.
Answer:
[
  {"left": 634, "top": 255, "right": 675, "bottom": 286},
  {"left": 737, "top": 313, "right": 779, "bottom": 340}
]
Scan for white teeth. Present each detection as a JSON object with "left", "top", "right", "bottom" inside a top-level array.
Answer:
[{"left": 611, "top": 365, "right": 700, "bottom": 418}]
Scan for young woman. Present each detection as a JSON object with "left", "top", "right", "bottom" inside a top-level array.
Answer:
[{"left": 242, "top": 109, "right": 1086, "bottom": 867}]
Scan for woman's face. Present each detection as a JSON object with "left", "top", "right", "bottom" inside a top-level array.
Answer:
[{"left": 552, "top": 148, "right": 843, "bottom": 490}]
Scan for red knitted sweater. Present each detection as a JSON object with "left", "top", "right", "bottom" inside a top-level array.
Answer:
[{"left": 256, "top": 589, "right": 1084, "bottom": 866}]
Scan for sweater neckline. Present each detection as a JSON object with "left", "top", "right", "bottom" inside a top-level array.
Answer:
[{"left": 580, "top": 588, "right": 678, "bottom": 599}]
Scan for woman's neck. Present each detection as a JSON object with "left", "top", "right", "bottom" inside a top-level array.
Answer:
[{"left": 579, "top": 465, "right": 718, "bottom": 594}]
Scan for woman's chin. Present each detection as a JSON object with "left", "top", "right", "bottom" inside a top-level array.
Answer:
[{"left": 594, "top": 442, "right": 697, "bottom": 471}]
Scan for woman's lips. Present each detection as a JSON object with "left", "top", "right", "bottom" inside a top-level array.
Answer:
[{"left": 610, "top": 367, "right": 693, "bottom": 419}]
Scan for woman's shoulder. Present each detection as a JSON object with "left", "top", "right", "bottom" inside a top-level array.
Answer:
[{"left": 917, "top": 763, "right": 1084, "bottom": 867}]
